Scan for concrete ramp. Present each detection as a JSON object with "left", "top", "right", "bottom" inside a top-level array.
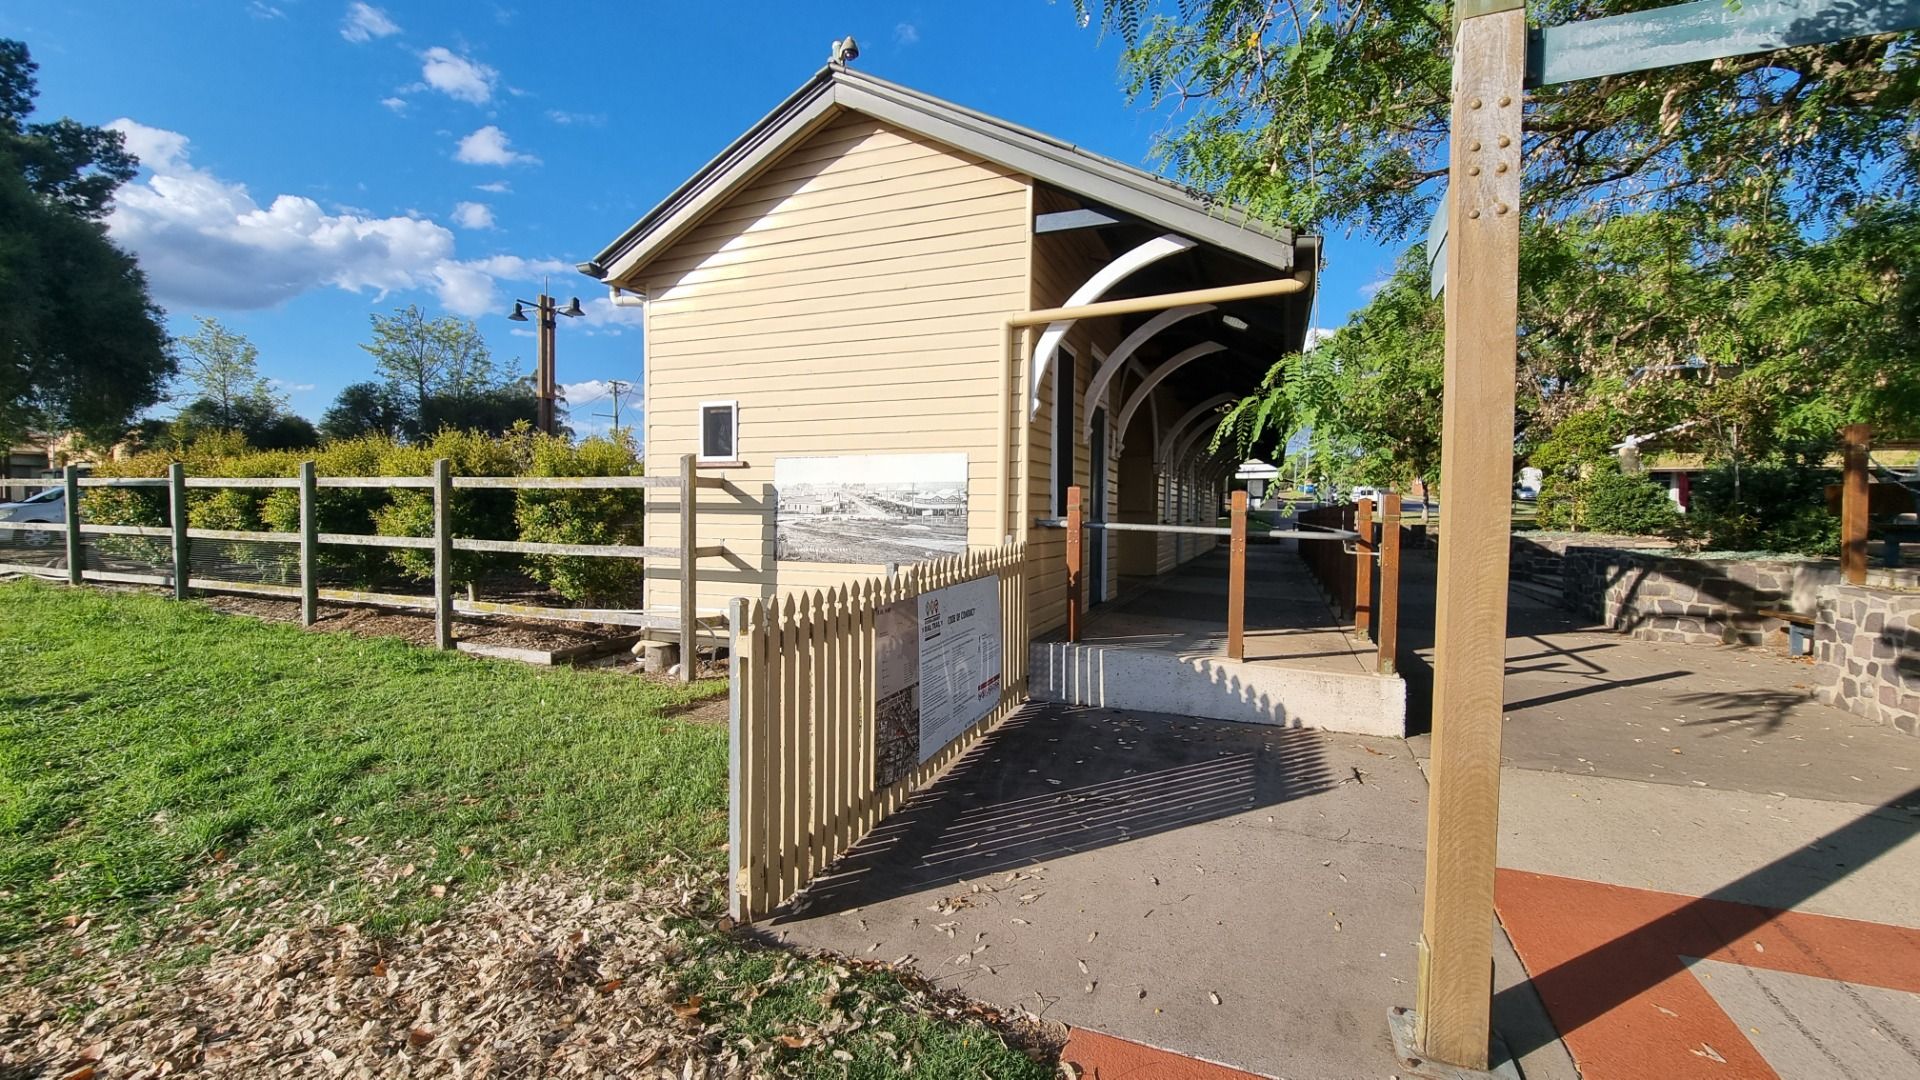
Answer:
[{"left": 1030, "top": 639, "right": 1407, "bottom": 737}]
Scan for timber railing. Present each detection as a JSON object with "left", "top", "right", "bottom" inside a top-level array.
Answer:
[
  {"left": 726, "top": 542, "right": 1029, "bottom": 921},
  {"left": 1299, "top": 494, "right": 1405, "bottom": 674},
  {"left": 1039, "top": 485, "right": 1362, "bottom": 663},
  {"left": 0, "top": 453, "right": 725, "bottom": 682}
]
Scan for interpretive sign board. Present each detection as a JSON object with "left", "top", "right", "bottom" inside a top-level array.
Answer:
[{"left": 872, "top": 573, "right": 1004, "bottom": 787}]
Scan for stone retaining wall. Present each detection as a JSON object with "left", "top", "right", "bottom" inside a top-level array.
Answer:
[{"left": 1814, "top": 584, "right": 1920, "bottom": 735}]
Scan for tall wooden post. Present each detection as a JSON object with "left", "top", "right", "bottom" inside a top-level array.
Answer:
[
  {"left": 535, "top": 295, "right": 558, "bottom": 435},
  {"left": 680, "top": 453, "right": 699, "bottom": 683},
  {"left": 1065, "top": 485, "right": 1083, "bottom": 642},
  {"left": 299, "top": 461, "right": 318, "bottom": 626},
  {"left": 168, "top": 463, "right": 189, "bottom": 600},
  {"left": 1378, "top": 493, "right": 1402, "bottom": 675},
  {"left": 1841, "top": 424, "right": 1871, "bottom": 585},
  {"left": 432, "top": 458, "right": 453, "bottom": 650},
  {"left": 1355, "top": 497, "right": 1375, "bottom": 636},
  {"left": 62, "top": 464, "right": 81, "bottom": 585},
  {"left": 1227, "top": 489, "right": 1248, "bottom": 660},
  {"left": 1414, "top": 1, "right": 1525, "bottom": 1070}
]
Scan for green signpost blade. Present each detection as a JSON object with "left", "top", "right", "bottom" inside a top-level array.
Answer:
[{"left": 1529, "top": 0, "right": 1920, "bottom": 87}]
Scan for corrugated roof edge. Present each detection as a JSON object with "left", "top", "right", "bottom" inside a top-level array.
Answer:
[{"left": 579, "top": 66, "right": 1315, "bottom": 283}]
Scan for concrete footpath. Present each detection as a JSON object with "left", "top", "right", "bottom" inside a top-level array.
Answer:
[
  {"left": 766, "top": 550, "right": 1920, "bottom": 1078},
  {"left": 1407, "top": 565, "right": 1920, "bottom": 1080}
]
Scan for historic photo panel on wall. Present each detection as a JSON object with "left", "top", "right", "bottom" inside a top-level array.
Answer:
[{"left": 773, "top": 453, "right": 968, "bottom": 565}]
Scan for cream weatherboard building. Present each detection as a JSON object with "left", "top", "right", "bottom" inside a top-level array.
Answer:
[{"left": 580, "top": 65, "right": 1318, "bottom": 637}]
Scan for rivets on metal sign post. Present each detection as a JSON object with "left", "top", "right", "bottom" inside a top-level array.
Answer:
[
  {"left": 1469, "top": 139, "right": 1482, "bottom": 152},
  {"left": 1469, "top": 209, "right": 1482, "bottom": 219},
  {"left": 1497, "top": 135, "right": 1511, "bottom": 148},
  {"left": 1499, "top": 95, "right": 1511, "bottom": 107},
  {"left": 1468, "top": 166, "right": 1481, "bottom": 176},
  {"left": 1495, "top": 162, "right": 1508, "bottom": 174},
  {"left": 1495, "top": 203, "right": 1510, "bottom": 215},
  {"left": 1470, "top": 97, "right": 1483, "bottom": 109}
]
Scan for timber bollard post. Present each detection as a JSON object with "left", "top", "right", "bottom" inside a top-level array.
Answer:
[
  {"left": 169, "top": 463, "right": 188, "bottom": 599},
  {"left": 1228, "top": 489, "right": 1247, "bottom": 660},
  {"left": 433, "top": 458, "right": 453, "bottom": 650},
  {"left": 1378, "top": 493, "right": 1402, "bottom": 675},
  {"left": 1841, "top": 424, "right": 1870, "bottom": 585},
  {"left": 1065, "top": 485, "right": 1083, "bottom": 642},
  {"left": 1355, "top": 497, "right": 1375, "bottom": 637},
  {"left": 679, "top": 453, "right": 698, "bottom": 684},
  {"left": 63, "top": 464, "right": 81, "bottom": 586},
  {"left": 1412, "top": 0, "right": 1525, "bottom": 1069},
  {"left": 299, "top": 461, "right": 318, "bottom": 626}
]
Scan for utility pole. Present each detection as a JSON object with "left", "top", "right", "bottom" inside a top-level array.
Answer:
[
  {"left": 593, "top": 379, "right": 633, "bottom": 435},
  {"left": 508, "top": 293, "right": 584, "bottom": 435}
]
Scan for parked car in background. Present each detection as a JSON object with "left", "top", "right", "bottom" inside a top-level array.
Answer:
[
  {"left": 0, "top": 486, "right": 65, "bottom": 544},
  {"left": 1350, "top": 485, "right": 1379, "bottom": 503}
]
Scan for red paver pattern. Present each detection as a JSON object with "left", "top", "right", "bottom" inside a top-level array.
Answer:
[
  {"left": 1495, "top": 868, "right": 1920, "bottom": 1080},
  {"left": 1062, "top": 1026, "right": 1270, "bottom": 1080}
]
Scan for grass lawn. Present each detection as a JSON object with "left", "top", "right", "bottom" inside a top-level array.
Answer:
[{"left": 0, "top": 580, "right": 1053, "bottom": 1078}]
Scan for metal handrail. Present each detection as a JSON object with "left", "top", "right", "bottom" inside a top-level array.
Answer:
[{"left": 1032, "top": 516, "right": 1358, "bottom": 541}]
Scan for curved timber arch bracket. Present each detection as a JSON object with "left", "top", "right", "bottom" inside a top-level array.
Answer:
[
  {"left": 1113, "top": 341, "right": 1227, "bottom": 449},
  {"left": 1030, "top": 233, "right": 1197, "bottom": 418},
  {"left": 1155, "top": 393, "right": 1237, "bottom": 467},
  {"left": 1083, "top": 304, "right": 1214, "bottom": 442}
]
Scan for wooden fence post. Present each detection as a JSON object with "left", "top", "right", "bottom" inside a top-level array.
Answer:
[
  {"left": 433, "top": 458, "right": 453, "bottom": 650},
  {"left": 1415, "top": 1, "right": 1526, "bottom": 1069},
  {"left": 1841, "top": 424, "right": 1871, "bottom": 585},
  {"left": 1355, "top": 497, "right": 1375, "bottom": 636},
  {"left": 1379, "top": 493, "right": 1402, "bottom": 675},
  {"left": 1228, "top": 489, "right": 1247, "bottom": 660},
  {"left": 1065, "top": 485, "right": 1083, "bottom": 642},
  {"left": 727, "top": 595, "right": 747, "bottom": 920},
  {"left": 169, "top": 463, "right": 188, "bottom": 599},
  {"left": 62, "top": 464, "right": 81, "bottom": 585},
  {"left": 299, "top": 461, "right": 318, "bottom": 626},
  {"left": 680, "top": 453, "right": 698, "bottom": 684}
]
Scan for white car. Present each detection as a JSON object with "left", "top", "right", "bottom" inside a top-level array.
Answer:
[
  {"left": 1350, "top": 485, "right": 1380, "bottom": 503},
  {"left": 0, "top": 487, "right": 65, "bottom": 545}
]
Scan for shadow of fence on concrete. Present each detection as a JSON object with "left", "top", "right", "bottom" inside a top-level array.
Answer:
[{"left": 777, "top": 704, "right": 1338, "bottom": 920}]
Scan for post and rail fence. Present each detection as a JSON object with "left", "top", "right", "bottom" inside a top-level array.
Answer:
[
  {"left": 1296, "top": 495, "right": 1404, "bottom": 675},
  {"left": 1, "top": 454, "right": 726, "bottom": 682},
  {"left": 726, "top": 542, "right": 1029, "bottom": 921},
  {"left": 1041, "top": 485, "right": 1377, "bottom": 667}
]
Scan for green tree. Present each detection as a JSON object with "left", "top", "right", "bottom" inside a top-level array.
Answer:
[
  {"left": 320, "top": 381, "right": 407, "bottom": 442},
  {"left": 360, "top": 305, "right": 502, "bottom": 436},
  {"left": 1075, "top": 1, "right": 1915, "bottom": 241},
  {"left": 0, "top": 39, "right": 171, "bottom": 446},
  {"left": 175, "top": 316, "right": 282, "bottom": 429}
]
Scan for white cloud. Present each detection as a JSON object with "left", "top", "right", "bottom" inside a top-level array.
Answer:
[
  {"left": 250, "top": 2, "right": 288, "bottom": 20},
  {"left": 1304, "top": 326, "right": 1336, "bottom": 352},
  {"left": 270, "top": 378, "right": 318, "bottom": 394},
  {"left": 341, "top": 3, "right": 400, "bottom": 42},
  {"left": 576, "top": 295, "right": 645, "bottom": 335},
  {"left": 104, "top": 118, "right": 565, "bottom": 318},
  {"left": 558, "top": 379, "right": 641, "bottom": 436},
  {"left": 474, "top": 180, "right": 511, "bottom": 194},
  {"left": 451, "top": 201, "right": 495, "bottom": 230},
  {"left": 455, "top": 125, "right": 537, "bottom": 166},
  {"left": 1358, "top": 276, "right": 1392, "bottom": 300},
  {"left": 420, "top": 46, "right": 497, "bottom": 104},
  {"left": 545, "top": 109, "right": 605, "bottom": 127},
  {"left": 894, "top": 23, "right": 919, "bottom": 45},
  {"left": 379, "top": 96, "right": 408, "bottom": 113}
]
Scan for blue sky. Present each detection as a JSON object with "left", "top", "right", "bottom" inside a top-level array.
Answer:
[{"left": 4, "top": 1, "right": 1398, "bottom": 433}]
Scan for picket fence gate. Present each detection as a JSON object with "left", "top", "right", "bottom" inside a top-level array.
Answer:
[{"left": 726, "top": 542, "right": 1029, "bottom": 921}]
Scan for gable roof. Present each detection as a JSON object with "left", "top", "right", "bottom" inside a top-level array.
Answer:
[{"left": 580, "top": 66, "right": 1305, "bottom": 286}]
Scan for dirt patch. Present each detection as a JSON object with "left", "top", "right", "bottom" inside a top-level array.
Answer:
[{"left": 200, "top": 592, "right": 632, "bottom": 655}]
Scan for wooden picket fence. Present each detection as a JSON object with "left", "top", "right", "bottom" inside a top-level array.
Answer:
[{"left": 725, "top": 542, "right": 1030, "bottom": 921}]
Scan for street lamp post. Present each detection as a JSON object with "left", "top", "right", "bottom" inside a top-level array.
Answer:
[{"left": 508, "top": 294, "right": 584, "bottom": 435}]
